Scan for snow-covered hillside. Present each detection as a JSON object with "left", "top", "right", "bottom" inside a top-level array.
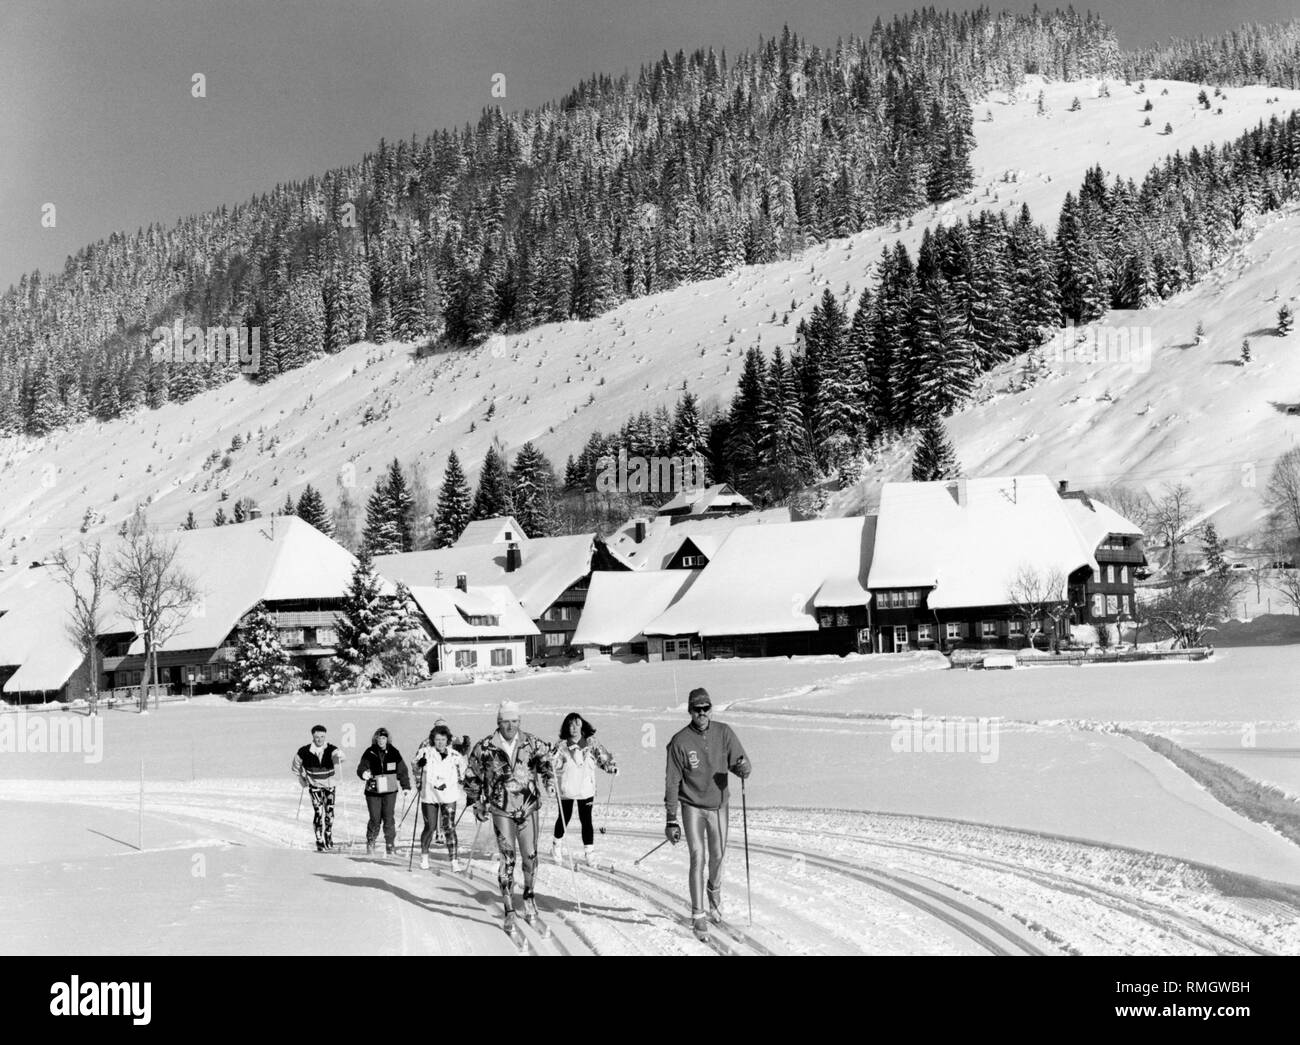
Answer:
[{"left": 3, "top": 76, "right": 1299, "bottom": 563}]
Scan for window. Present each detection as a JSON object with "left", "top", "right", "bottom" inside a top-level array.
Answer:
[
  {"left": 885, "top": 591, "right": 899, "bottom": 608},
  {"left": 545, "top": 632, "right": 567, "bottom": 647},
  {"left": 455, "top": 649, "right": 478, "bottom": 669},
  {"left": 630, "top": 642, "right": 648, "bottom": 656},
  {"left": 1106, "top": 595, "right": 1119, "bottom": 616},
  {"left": 543, "top": 607, "right": 562, "bottom": 622},
  {"left": 680, "top": 554, "right": 704, "bottom": 567},
  {"left": 217, "top": 663, "right": 231, "bottom": 682},
  {"left": 916, "top": 623, "right": 933, "bottom": 642},
  {"left": 945, "top": 622, "right": 964, "bottom": 640},
  {"left": 905, "top": 590, "right": 919, "bottom": 608},
  {"left": 1092, "top": 593, "right": 1104, "bottom": 617},
  {"left": 490, "top": 648, "right": 513, "bottom": 667},
  {"left": 467, "top": 615, "right": 500, "bottom": 627},
  {"left": 598, "top": 645, "right": 614, "bottom": 655},
  {"left": 1119, "top": 566, "right": 1129, "bottom": 584},
  {"left": 835, "top": 609, "right": 849, "bottom": 627},
  {"left": 981, "top": 620, "right": 998, "bottom": 638},
  {"left": 561, "top": 605, "right": 577, "bottom": 621},
  {"left": 317, "top": 626, "right": 338, "bottom": 646},
  {"left": 1008, "top": 619, "right": 1024, "bottom": 636},
  {"left": 279, "top": 628, "right": 304, "bottom": 647}
]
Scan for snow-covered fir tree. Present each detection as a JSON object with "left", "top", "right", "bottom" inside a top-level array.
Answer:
[
  {"left": 509, "top": 442, "right": 558, "bottom": 538},
  {"left": 911, "top": 416, "right": 961, "bottom": 481},
  {"left": 332, "top": 545, "right": 393, "bottom": 690},
  {"left": 230, "top": 604, "right": 301, "bottom": 696},
  {"left": 433, "top": 450, "right": 472, "bottom": 547},
  {"left": 471, "top": 442, "right": 513, "bottom": 520}
]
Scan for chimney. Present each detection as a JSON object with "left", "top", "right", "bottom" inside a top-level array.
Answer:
[
  {"left": 634, "top": 520, "right": 647, "bottom": 544},
  {"left": 1058, "top": 480, "right": 1069, "bottom": 496},
  {"left": 455, "top": 573, "right": 468, "bottom": 592},
  {"left": 505, "top": 542, "right": 521, "bottom": 573}
]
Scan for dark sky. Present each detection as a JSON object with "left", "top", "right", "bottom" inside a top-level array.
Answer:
[{"left": 2, "top": 0, "right": 1296, "bottom": 290}]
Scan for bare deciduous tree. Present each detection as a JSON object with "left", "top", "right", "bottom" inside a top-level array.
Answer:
[
  {"left": 53, "top": 541, "right": 109, "bottom": 716},
  {"left": 109, "top": 511, "right": 200, "bottom": 712},
  {"left": 1149, "top": 482, "right": 1202, "bottom": 578},
  {"left": 1265, "top": 448, "right": 1300, "bottom": 545},
  {"left": 1100, "top": 483, "right": 1153, "bottom": 534},
  {"left": 1146, "top": 573, "right": 1241, "bottom": 648},
  {"left": 1272, "top": 568, "right": 1300, "bottom": 617},
  {"left": 1007, "top": 564, "right": 1067, "bottom": 650}
]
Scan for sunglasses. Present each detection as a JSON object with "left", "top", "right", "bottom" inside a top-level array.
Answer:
[{"left": 691, "top": 706, "right": 712, "bottom": 714}]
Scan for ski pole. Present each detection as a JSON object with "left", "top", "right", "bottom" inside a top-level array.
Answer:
[
  {"left": 634, "top": 838, "right": 671, "bottom": 866},
  {"left": 463, "top": 816, "right": 485, "bottom": 877},
  {"left": 741, "top": 777, "right": 753, "bottom": 927},
  {"left": 598, "top": 773, "right": 614, "bottom": 835},
  {"left": 407, "top": 795, "right": 422, "bottom": 872},
  {"left": 397, "top": 789, "right": 418, "bottom": 830}
]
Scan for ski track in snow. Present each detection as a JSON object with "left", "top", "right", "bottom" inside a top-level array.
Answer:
[{"left": 2, "top": 780, "right": 1295, "bottom": 955}]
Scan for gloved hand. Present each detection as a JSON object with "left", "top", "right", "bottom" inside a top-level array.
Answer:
[
  {"left": 665, "top": 821, "right": 681, "bottom": 845},
  {"left": 361, "top": 769, "right": 372, "bottom": 781},
  {"left": 611, "top": 767, "right": 619, "bottom": 775},
  {"left": 732, "top": 755, "right": 751, "bottom": 780},
  {"left": 416, "top": 755, "right": 427, "bottom": 768},
  {"left": 474, "top": 803, "right": 489, "bottom": 823}
]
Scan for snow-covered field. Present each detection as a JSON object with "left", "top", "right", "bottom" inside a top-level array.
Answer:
[
  {"left": 3, "top": 646, "right": 1297, "bottom": 955},
  {"left": 3, "top": 77, "right": 1300, "bottom": 568}
]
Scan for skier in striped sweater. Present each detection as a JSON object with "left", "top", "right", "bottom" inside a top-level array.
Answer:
[{"left": 291, "top": 724, "right": 346, "bottom": 851}]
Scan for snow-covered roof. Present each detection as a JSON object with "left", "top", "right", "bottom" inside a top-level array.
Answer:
[
  {"left": 375, "top": 532, "right": 595, "bottom": 618},
  {"left": 0, "top": 516, "right": 366, "bottom": 692},
  {"left": 453, "top": 516, "right": 529, "bottom": 548},
  {"left": 570, "top": 570, "right": 700, "bottom": 646},
  {"left": 407, "top": 585, "right": 539, "bottom": 640},
  {"left": 867, "top": 476, "right": 1099, "bottom": 609},
  {"left": 645, "top": 517, "right": 873, "bottom": 637},
  {"left": 0, "top": 568, "right": 91, "bottom": 692},
  {"left": 1060, "top": 495, "right": 1144, "bottom": 551},
  {"left": 604, "top": 508, "right": 792, "bottom": 571},
  {"left": 658, "top": 483, "right": 754, "bottom": 516}
]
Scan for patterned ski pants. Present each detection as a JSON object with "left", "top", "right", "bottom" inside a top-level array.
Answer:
[
  {"left": 309, "top": 786, "right": 335, "bottom": 846},
  {"left": 491, "top": 808, "right": 539, "bottom": 899}
]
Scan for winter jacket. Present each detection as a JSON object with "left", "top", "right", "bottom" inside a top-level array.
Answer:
[
  {"left": 356, "top": 744, "right": 412, "bottom": 795},
  {"left": 292, "top": 742, "right": 343, "bottom": 790},
  {"left": 664, "top": 720, "right": 748, "bottom": 819},
  {"left": 415, "top": 741, "right": 466, "bottom": 805},
  {"left": 553, "top": 739, "right": 616, "bottom": 800},
  {"left": 463, "top": 730, "right": 555, "bottom": 818}
]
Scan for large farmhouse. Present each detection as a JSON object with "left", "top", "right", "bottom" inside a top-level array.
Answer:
[{"left": 866, "top": 476, "right": 1145, "bottom": 652}]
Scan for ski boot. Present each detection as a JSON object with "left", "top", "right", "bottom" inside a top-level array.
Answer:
[{"left": 707, "top": 884, "right": 723, "bottom": 925}]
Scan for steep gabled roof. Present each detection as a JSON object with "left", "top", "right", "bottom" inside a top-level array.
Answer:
[
  {"left": 407, "top": 584, "right": 539, "bottom": 640},
  {"left": 645, "top": 517, "right": 873, "bottom": 637},
  {"left": 604, "top": 508, "right": 791, "bottom": 571},
  {"left": 375, "top": 532, "right": 595, "bottom": 618},
  {"left": 867, "top": 475, "right": 1129, "bottom": 609},
  {"left": 453, "top": 516, "right": 529, "bottom": 548},
  {"left": 570, "top": 570, "right": 700, "bottom": 646},
  {"left": 657, "top": 482, "right": 754, "bottom": 516}
]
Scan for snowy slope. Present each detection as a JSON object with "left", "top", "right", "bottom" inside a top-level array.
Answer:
[{"left": 3, "top": 77, "right": 1299, "bottom": 566}]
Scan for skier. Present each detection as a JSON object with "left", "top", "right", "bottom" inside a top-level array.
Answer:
[
  {"left": 415, "top": 724, "right": 466, "bottom": 869},
  {"left": 434, "top": 716, "right": 472, "bottom": 757},
  {"left": 291, "top": 724, "right": 345, "bottom": 851},
  {"left": 356, "top": 726, "right": 412, "bottom": 855},
  {"left": 463, "top": 702, "right": 556, "bottom": 941},
  {"left": 551, "top": 712, "right": 617, "bottom": 865},
  {"left": 664, "top": 688, "right": 751, "bottom": 940}
]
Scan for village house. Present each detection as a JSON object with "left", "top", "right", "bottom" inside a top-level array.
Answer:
[
  {"left": 405, "top": 577, "right": 539, "bottom": 673},
  {"left": 643, "top": 516, "right": 874, "bottom": 659},
  {"left": 866, "top": 475, "right": 1146, "bottom": 652},
  {"left": 570, "top": 569, "right": 700, "bottom": 661},
  {"left": 374, "top": 520, "right": 602, "bottom": 661}
]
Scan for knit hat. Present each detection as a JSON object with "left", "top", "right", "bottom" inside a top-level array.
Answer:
[{"left": 497, "top": 701, "right": 521, "bottom": 721}]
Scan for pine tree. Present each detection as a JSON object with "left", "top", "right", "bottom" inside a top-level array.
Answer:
[
  {"left": 295, "top": 484, "right": 333, "bottom": 535},
  {"left": 379, "top": 582, "right": 431, "bottom": 686},
  {"left": 182, "top": 510, "right": 197, "bottom": 531},
  {"left": 281, "top": 492, "right": 296, "bottom": 517},
  {"left": 382, "top": 458, "right": 414, "bottom": 551},
  {"left": 433, "top": 450, "right": 472, "bottom": 547},
  {"left": 233, "top": 500, "right": 247, "bottom": 523},
  {"left": 332, "top": 545, "right": 394, "bottom": 690},
  {"left": 230, "top": 604, "right": 302, "bottom": 696},
  {"left": 1279, "top": 304, "right": 1294, "bottom": 335},
  {"left": 911, "top": 416, "right": 961, "bottom": 481},
  {"left": 1241, "top": 338, "right": 1252, "bottom": 363},
  {"left": 509, "top": 442, "right": 558, "bottom": 538},
  {"left": 362, "top": 476, "right": 403, "bottom": 555},
  {"left": 670, "top": 391, "right": 707, "bottom": 463},
  {"left": 213, "top": 506, "right": 228, "bottom": 527},
  {"left": 471, "top": 442, "right": 514, "bottom": 520},
  {"left": 1201, "top": 522, "right": 1230, "bottom": 577},
  {"left": 912, "top": 277, "right": 977, "bottom": 418}
]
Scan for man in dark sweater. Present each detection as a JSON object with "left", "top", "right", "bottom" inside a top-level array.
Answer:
[{"left": 664, "top": 688, "right": 751, "bottom": 938}]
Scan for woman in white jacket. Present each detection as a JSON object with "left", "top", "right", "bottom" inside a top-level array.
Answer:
[
  {"left": 551, "top": 712, "right": 618, "bottom": 864},
  {"left": 415, "top": 725, "right": 466, "bottom": 869}
]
